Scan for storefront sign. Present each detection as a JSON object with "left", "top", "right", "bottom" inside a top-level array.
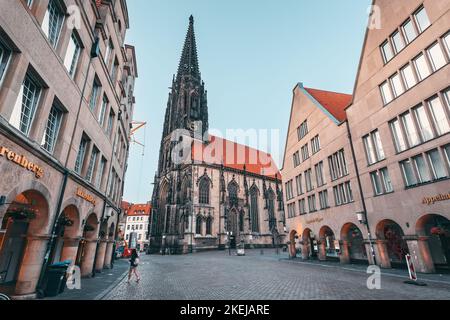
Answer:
[
  {"left": 422, "top": 193, "right": 450, "bottom": 205},
  {"left": 76, "top": 188, "right": 96, "bottom": 206},
  {"left": 0, "top": 146, "right": 44, "bottom": 178},
  {"left": 305, "top": 217, "right": 324, "bottom": 225}
]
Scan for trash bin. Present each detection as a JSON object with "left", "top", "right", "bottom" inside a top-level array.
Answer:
[{"left": 44, "top": 261, "right": 71, "bottom": 297}]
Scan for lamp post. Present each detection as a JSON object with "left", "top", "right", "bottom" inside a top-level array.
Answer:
[
  {"left": 356, "top": 211, "right": 377, "bottom": 265},
  {"left": 227, "top": 231, "right": 231, "bottom": 256}
]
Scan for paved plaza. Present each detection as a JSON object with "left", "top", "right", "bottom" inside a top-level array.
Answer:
[{"left": 98, "top": 249, "right": 450, "bottom": 300}]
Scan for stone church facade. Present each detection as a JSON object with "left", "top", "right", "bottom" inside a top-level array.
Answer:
[{"left": 149, "top": 16, "right": 286, "bottom": 254}]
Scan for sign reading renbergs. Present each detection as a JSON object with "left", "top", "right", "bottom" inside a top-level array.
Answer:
[
  {"left": 0, "top": 146, "right": 44, "bottom": 179},
  {"left": 422, "top": 193, "right": 450, "bottom": 205},
  {"left": 76, "top": 188, "right": 96, "bottom": 206}
]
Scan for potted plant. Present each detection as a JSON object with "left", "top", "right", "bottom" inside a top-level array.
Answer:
[{"left": 7, "top": 208, "right": 37, "bottom": 221}]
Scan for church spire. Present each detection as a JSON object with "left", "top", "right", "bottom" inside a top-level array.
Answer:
[{"left": 177, "top": 15, "right": 200, "bottom": 81}]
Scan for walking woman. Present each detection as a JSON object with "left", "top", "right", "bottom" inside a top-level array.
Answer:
[{"left": 127, "top": 249, "right": 141, "bottom": 283}]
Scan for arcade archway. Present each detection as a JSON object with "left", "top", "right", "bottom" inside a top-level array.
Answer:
[
  {"left": 376, "top": 219, "right": 409, "bottom": 266},
  {"left": 416, "top": 214, "right": 450, "bottom": 270},
  {"left": 0, "top": 190, "right": 50, "bottom": 295},
  {"left": 341, "top": 223, "right": 367, "bottom": 262}
]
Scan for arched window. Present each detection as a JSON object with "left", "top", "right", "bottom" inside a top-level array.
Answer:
[
  {"left": 199, "top": 178, "right": 210, "bottom": 204},
  {"left": 206, "top": 217, "right": 212, "bottom": 235},
  {"left": 228, "top": 182, "right": 238, "bottom": 207},
  {"left": 250, "top": 188, "right": 260, "bottom": 232},
  {"left": 196, "top": 215, "right": 203, "bottom": 235}
]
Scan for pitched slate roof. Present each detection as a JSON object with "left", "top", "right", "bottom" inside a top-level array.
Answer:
[{"left": 192, "top": 135, "right": 281, "bottom": 179}]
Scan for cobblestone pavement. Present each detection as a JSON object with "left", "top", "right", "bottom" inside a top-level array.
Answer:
[{"left": 103, "top": 249, "right": 450, "bottom": 300}]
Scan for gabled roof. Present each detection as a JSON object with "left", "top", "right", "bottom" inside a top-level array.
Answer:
[
  {"left": 192, "top": 135, "right": 281, "bottom": 179},
  {"left": 297, "top": 83, "right": 352, "bottom": 124},
  {"left": 303, "top": 87, "right": 352, "bottom": 123},
  {"left": 125, "top": 203, "right": 152, "bottom": 216}
]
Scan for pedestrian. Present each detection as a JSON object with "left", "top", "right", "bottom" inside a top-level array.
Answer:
[{"left": 127, "top": 249, "right": 141, "bottom": 283}]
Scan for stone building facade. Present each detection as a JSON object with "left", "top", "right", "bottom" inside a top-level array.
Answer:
[
  {"left": 0, "top": 0, "right": 137, "bottom": 298},
  {"left": 149, "top": 16, "right": 286, "bottom": 254},
  {"left": 283, "top": 0, "right": 450, "bottom": 273},
  {"left": 122, "top": 202, "right": 151, "bottom": 252}
]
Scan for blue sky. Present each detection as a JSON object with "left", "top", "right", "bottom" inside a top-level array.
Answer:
[{"left": 123, "top": 0, "right": 371, "bottom": 204}]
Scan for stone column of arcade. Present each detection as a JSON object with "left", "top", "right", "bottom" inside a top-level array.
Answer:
[
  {"left": 318, "top": 238, "right": 327, "bottom": 261},
  {"left": 104, "top": 240, "right": 114, "bottom": 269},
  {"left": 376, "top": 239, "right": 391, "bottom": 268},
  {"left": 94, "top": 240, "right": 107, "bottom": 272},
  {"left": 339, "top": 240, "right": 351, "bottom": 264},
  {"left": 14, "top": 235, "right": 50, "bottom": 296},
  {"left": 81, "top": 240, "right": 98, "bottom": 277},
  {"left": 405, "top": 236, "right": 435, "bottom": 274}
]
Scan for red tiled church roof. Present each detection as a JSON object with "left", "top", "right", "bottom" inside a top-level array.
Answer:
[
  {"left": 192, "top": 135, "right": 281, "bottom": 179},
  {"left": 304, "top": 87, "right": 352, "bottom": 123}
]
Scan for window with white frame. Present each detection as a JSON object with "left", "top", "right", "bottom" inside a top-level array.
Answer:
[
  {"left": 413, "top": 154, "right": 432, "bottom": 183},
  {"left": 413, "top": 104, "right": 434, "bottom": 142},
  {"left": 390, "top": 73, "right": 405, "bottom": 98},
  {"left": 307, "top": 195, "right": 316, "bottom": 213},
  {"left": 401, "top": 64, "right": 417, "bottom": 90},
  {"left": 363, "top": 130, "right": 385, "bottom": 165},
  {"left": 64, "top": 33, "right": 82, "bottom": 78},
  {"left": 428, "top": 96, "right": 450, "bottom": 136},
  {"left": 370, "top": 168, "right": 393, "bottom": 195},
  {"left": 400, "top": 111, "right": 421, "bottom": 147},
  {"left": 380, "top": 81, "right": 393, "bottom": 105},
  {"left": 301, "top": 144, "right": 309, "bottom": 161},
  {"left": 41, "top": 103, "right": 63, "bottom": 153},
  {"left": 333, "top": 181, "right": 353, "bottom": 206},
  {"left": 0, "top": 39, "right": 12, "bottom": 86},
  {"left": 74, "top": 135, "right": 89, "bottom": 174},
  {"left": 315, "top": 161, "right": 325, "bottom": 187},
  {"left": 444, "top": 144, "right": 450, "bottom": 167},
  {"left": 42, "top": 0, "right": 64, "bottom": 49},
  {"left": 427, "top": 42, "right": 447, "bottom": 72},
  {"left": 427, "top": 149, "right": 447, "bottom": 180},
  {"left": 287, "top": 203, "right": 296, "bottom": 218},
  {"left": 414, "top": 6, "right": 431, "bottom": 33},
  {"left": 89, "top": 78, "right": 100, "bottom": 111},
  {"left": 107, "top": 109, "right": 115, "bottom": 136},
  {"left": 311, "top": 135, "right": 320, "bottom": 154},
  {"left": 390, "top": 119, "right": 407, "bottom": 153},
  {"left": 305, "top": 169, "right": 314, "bottom": 192},
  {"left": 413, "top": 54, "right": 431, "bottom": 81},
  {"left": 328, "top": 149, "right": 348, "bottom": 181},
  {"left": 391, "top": 30, "right": 405, "bottom": 54},
  {"left": 104, "top": 38, "right": 113, "bottom": 68},
  {"left": 95, "top": 157, "right": 106, "bottom": 189},
  {"left": 318, "top": 190, "right": 329, "bottom": 210},
  {"left": 26, "top": 0, "right": 33, "bottom": 8},
  {"left": 443, "top": 32, "right": 450, "bottom": 57},
  {"left": 400, "top": 159, "right": 418, "bottom": 187},
  {"left": 298, "top": 199, "right": 306, "bottom": 215},
  {"left": 293, "top": 151, "right": 300, "bottom": 167},
  {"left": 297, "top": 120, "right": 308, "bottom": 140},
  {"left": 98, "top": 95, "right": 108, "bottom": 126},
  {"left": 381, "top": 41, "right": 394, "bottom": 63},
  {"left": 285, "top": 180, "right": 294, "bottom": 200},
  {"left": 402, "top": 19, "right": 417, "bottom": 44},
  {"left": 86, "top": 146, "right": 99, "bottom": 182},
  {"left": 10, "top": 73, "right": 42, "bottom": 136},
  {"left": 295, "top": 174, "right": 303, "bottom": 196}
]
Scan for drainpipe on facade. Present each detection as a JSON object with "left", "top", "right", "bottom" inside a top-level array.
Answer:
[{"left": 346, "top": 121, "right": 377, "bottom": 266}]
